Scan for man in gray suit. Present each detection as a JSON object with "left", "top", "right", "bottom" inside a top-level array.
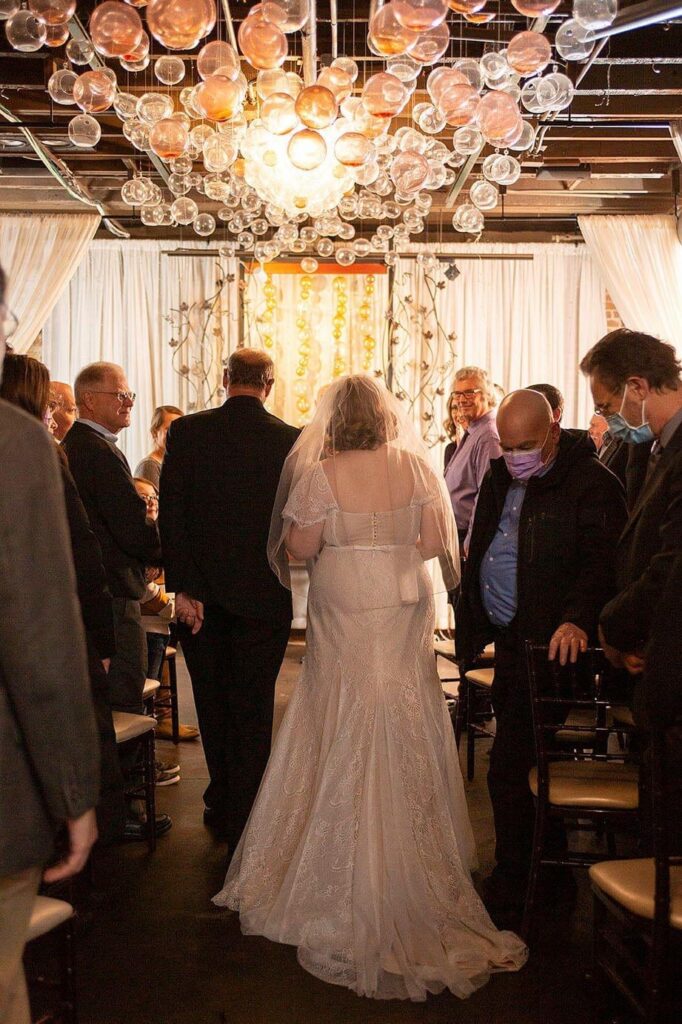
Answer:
[{"left": 0, "top": 266, "right": 100, "bottom": 1024}]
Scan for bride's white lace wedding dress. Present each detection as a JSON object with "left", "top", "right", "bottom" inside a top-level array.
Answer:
[{"left": 213, "top": 455, "right": 527, "bottom": 1001}]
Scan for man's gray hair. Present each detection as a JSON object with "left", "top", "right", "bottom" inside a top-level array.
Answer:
[
  {"left": 454, "top": 365, "right": 495, "bottom": 403},
  {"left": 226, "top": 348, "right": 275, "bottom": 390},
  {"left": 74, "top": 362, "right": 122, "bottom": 406}
]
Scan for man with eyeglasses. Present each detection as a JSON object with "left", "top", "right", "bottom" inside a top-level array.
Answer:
[
  {"left": 63, "top": 362, "right": 170, "bottom": 841},
  {"left": 50, "top": 381, "right": 79, "bottom": 442},
  {"left": 444, "top": 366, "right": 502, "bottom": 551},
  {"left": 580, "top": 328, "right": 682, "bottom": 682}
]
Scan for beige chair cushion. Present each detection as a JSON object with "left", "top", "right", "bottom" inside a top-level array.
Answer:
[
  {"left": 465, "top": 667, "right": 494, "bottom": 688},
  {"left": 529, "top": 760, "right": 639, "bottom": 809},
  {"left": 143, "top": 678, "right": 160, "bottom": 699},
  {"left": 27, "top": 896, "right": 73, "bottom": 942},
  {"left": 590, "top": 858, "right": 682, "bottom": 929},
  {"left": 556, "top": 707, "right": 598, "bottom": 745},
  {"left": 610, "top": 705, "right": 635, "bottom": 727},
  {"left": 113, "top": 711, "right": 155, "bottom": 744},
  {"left": 434, "top": 640, "right": 457, "bottom": 663},
  {"left": 479, "top": 643, "right": 495, "bottom": 663}
]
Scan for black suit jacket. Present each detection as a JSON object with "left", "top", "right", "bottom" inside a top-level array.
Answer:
[
  {"left": 456, "top": 430, "right": 627, "bottom": 664},
  {"left": 57, "top": 445, "right": 116, "bottom": 659},
  {"left": 598, "top": 435, "right": 629, "bottom": 492},
  {"left": 600, "top": 420, "right": 682, "bottom": 653},
  {"left": 63, "top": 421, "right": 162, "bottom": 600},
  {"left": 159, "top": 396, "right": 300, "bottom": 624}
]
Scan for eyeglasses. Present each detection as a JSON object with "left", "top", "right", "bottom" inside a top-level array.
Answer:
[
  {"left": 1, "top": 307, "right": 18, "bottom": 340},
  {"left": 453, "top": 388, "right": 482, "bottom": 400},
  {"left": 90, "top": 390, "right": 136, "bottom": 404},
  {"left": 141, "top": 493, "right": 158, "bottom": 506}
]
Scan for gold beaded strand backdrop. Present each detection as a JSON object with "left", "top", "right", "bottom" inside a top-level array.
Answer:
[{"left": 243, "top": 266, "right": 388, "bottom": 427}]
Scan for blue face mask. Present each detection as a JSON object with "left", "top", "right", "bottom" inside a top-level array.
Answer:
[{"left": 606, "top": 392, "right": 654, "bottom": 445}]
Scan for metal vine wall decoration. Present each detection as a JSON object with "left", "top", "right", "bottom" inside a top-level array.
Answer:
[
  {"left": 164, "top": 262, "right": 236, "bottom": 411},
  {"left": 382, "top": 262, "right": 458, "bottom": 448}
]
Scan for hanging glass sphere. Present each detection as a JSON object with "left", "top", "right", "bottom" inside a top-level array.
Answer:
[
  {"left": 194, "top": 76, "right": 242, "bottom": 121},
  {"left": 470, "top": 178, "right": 499, "bottom": 211},
  {"left": 154, "top": 55, "right": 186, "bottom": 85},
  {"left": 113, "top": 92, "right": 138, "bottom": 120},
  {"left": 555, "top": 19, "right": 595, "bottom": 61},
  {"left": 146, "top": 0, "right": 216, "bottom": 50},
  {"left": 65, "top": 37, "right": 94, "bottom": 63},
  {"left": 287, "top": 129, "right": 327, "bottom": 170},
  {"left": 506, "top": 31, "right": 552, "bottom": 76},
  {"left": 390, "top": 150, "right": 429, "bottom": 192},
  {"left": 452, "top": 202, "right": 484, "bottom": 233},
  {"left": 335, "top": 132, "right": 374, "bottom": 168},
  {"left": 511, "top": 0, "right": 561, "bottom": 13},
  {"left": 335, "top": 247, "right": 356, "bottom": 266},
  {"left": 537, "top": 72, "right": 575, "bottom": 111},
  {"left": 90, "top": 1, "right": 144, "bottom": 58},
  {"left": 48, "top": 69, "right": 78, "bottom": 105},
  {"left": 261, "top": 92, "right": 299, "bottom": 135},
  {"left": 6, "top": 10, "right": 47, "bottom": 50},
  {"left": 408, "top": 21, "right": 450, "bottom": 65},
  {"left": 573, "top": 0, "right": 617, "bottom": 30},
  {"left": 68, "top": 113, "right": 102, "bottom": 148},
  {"left": 508, "top": 120, "right": 536, "bottom": 153},
  {"left": 197, "top": 40, "right": 240, "bottom": 80},
  {"left": 453, "top": 124, "right": 484, "bottom": 155},
  {"left": 73, "top": 71, "right": 117, "bottom": 113},
  {"left": 171, "top": 196, "right": 199, "bottom": 224},
  {"left": 238, "top": 11, "right": 288, "bottom": 70},
  {"left": 0, "top": 0, "right": 20, "bottom": 21},
  {"left": 392, "top": 0, "right": 448, "bottom": 32},
  {"left": 193, "top": 212, "right": 216, "bottom": 236},
  {"left": 149, "top": 118, "right": 188, "bottom": 160},
  {"left": 137, "top": 92, "right": 174, "bottom": 125},
  {"left": 43, "top": 22, "right": 69, "bottom": 45},
  {"left": 300, "top": 256, "right": 318, "bottom": 273},
  {"left": 28, "top": 0, "right": 75, "bottom": 24},
  {"left": 331, "top": 56, "right": 359, "bottom": 82},
  {"left": 368, "top": 4, "right": 419, "bottom": 57},
  {"left": 295, "top": 85, "right": 338, "bottom": 129}
]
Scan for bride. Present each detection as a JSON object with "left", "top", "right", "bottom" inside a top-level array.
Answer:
[{"left": 213, "top": 375, "right": 527, "bottom": 1001}]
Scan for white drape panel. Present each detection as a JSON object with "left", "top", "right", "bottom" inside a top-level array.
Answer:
[
  {"left": 396, "top": 242, "right": 605, "bottom": 431},
  {"left": 0, "top": 213, "right": 100, "bottom": 354},
  {"left": 43, "top": 240, "right": 240, "bottom": 469},
  {"left": 579, "top": 215, "right": 682, "bottom": 356}
]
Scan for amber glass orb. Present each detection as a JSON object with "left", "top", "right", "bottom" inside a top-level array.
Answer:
[{"left": 294, "top": 85, "right": 337, "bottom": 129}]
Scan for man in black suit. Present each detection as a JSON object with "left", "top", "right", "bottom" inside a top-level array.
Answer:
[
  {"left": 580, "top": 329, "right": 682, "bottom": 687},
  {"left": 63, "top": 362, "right": 169, "bottom": 840},
  {"left": 159, "top": 349, "right": 299, "bottom": 846}
]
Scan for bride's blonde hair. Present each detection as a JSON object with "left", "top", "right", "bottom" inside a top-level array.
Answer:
[{"left": 325, "top": 376, "right": 397, "bottom": 454}]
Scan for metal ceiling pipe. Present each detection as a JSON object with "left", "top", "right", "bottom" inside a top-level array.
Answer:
[
  {"left": 591, "top": 0, "right": 682, "bottom": 38},
  {"left": 329, "top": 0, "right": 338, "bottom": 61},
  {"left": 0, "top": 100, "right": 129, "bottom": 238},
  {"left": 302, "top": 0, "right": 318, "bottom": 86},
  {"left": 219, "top": 0, "right": 239, "bottom": 53}
]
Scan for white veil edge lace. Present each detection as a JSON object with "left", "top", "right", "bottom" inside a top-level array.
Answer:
[{"left": 267, "top": 375, "right": 460, "bottom": 601}]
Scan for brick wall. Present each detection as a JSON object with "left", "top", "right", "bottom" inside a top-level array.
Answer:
[{"left": 605, "top": 292, "right": 623, "bottom": 331}]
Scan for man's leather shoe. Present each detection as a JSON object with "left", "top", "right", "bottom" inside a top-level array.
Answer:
[
  {"left": 122, "top": 813, "right": 172, "bottom": 841},
  {"left": 203, "top": 807, "right": 232, "bottom": 840},
  {"left": 155, "top": 720, "right": 199, "bottom": 742}
]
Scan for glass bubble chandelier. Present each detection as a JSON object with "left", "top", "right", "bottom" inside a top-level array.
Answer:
[{"left": 4, "top": 0, "right": 619, "bottom": 261}]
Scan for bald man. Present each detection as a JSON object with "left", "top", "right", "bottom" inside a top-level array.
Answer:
[
  {"left": 159, "top": 349, "right": 300, "bottom": 847},
  {"left": 50, "top": 381, "right": 78, "bottom": 441},
  {"left": 456, "top": 389, "right": 627, "bottom": 921}
]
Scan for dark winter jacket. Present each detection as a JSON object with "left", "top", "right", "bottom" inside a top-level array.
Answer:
[{"left": 456, "top": 430, "right": 628, "bottom": 664}]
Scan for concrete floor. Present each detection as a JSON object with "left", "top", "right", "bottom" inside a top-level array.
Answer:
[{"left": 34, "top": 641, "right": 606, "bottom": 1024}]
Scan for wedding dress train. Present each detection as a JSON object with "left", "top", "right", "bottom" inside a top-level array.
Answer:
[{"left": 213, "top": 460, "right": 527, "bottom": 1001}]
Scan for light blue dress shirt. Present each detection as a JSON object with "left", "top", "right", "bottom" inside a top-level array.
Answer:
[
  {"left": 444, "top": 410, "right": 502, "bottom": 533},
  {"left": 78, "top": 418, "right": 120, "bottom": 445},
  {"left": 480, "top": 480, "right": 526, "bottom": 627}
]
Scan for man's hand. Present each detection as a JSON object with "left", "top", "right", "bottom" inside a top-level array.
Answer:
[
  {"left": 622, "top": 652, "right": 645, "bottom": 676},
  {"left": 598, "top": 624, "right": 625, "bottom": 669},
  {"left": 43, "top": 808, "right": 97, "bottom": 884},
  {"left": 101, "top": 658, "right": 110, "bottom": 674},
  {"left": 548, "top": 622, "right": 588, "bottom": 666},
  {"left": 176, "top": 592, "right": 204, "bottom": 635}
]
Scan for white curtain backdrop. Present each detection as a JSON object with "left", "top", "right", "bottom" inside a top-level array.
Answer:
[
  {"left": 0, "top": 213, "right": 100, "bottom": 354},
  {"left": 43, "top": 239, "right": 240, "bottom": 469},
  {"left": 579, "top": 215, "right": 682, "bottom": 356},
  {"left": 395, "top": 242, "right": 605, "bottom": 433}
]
